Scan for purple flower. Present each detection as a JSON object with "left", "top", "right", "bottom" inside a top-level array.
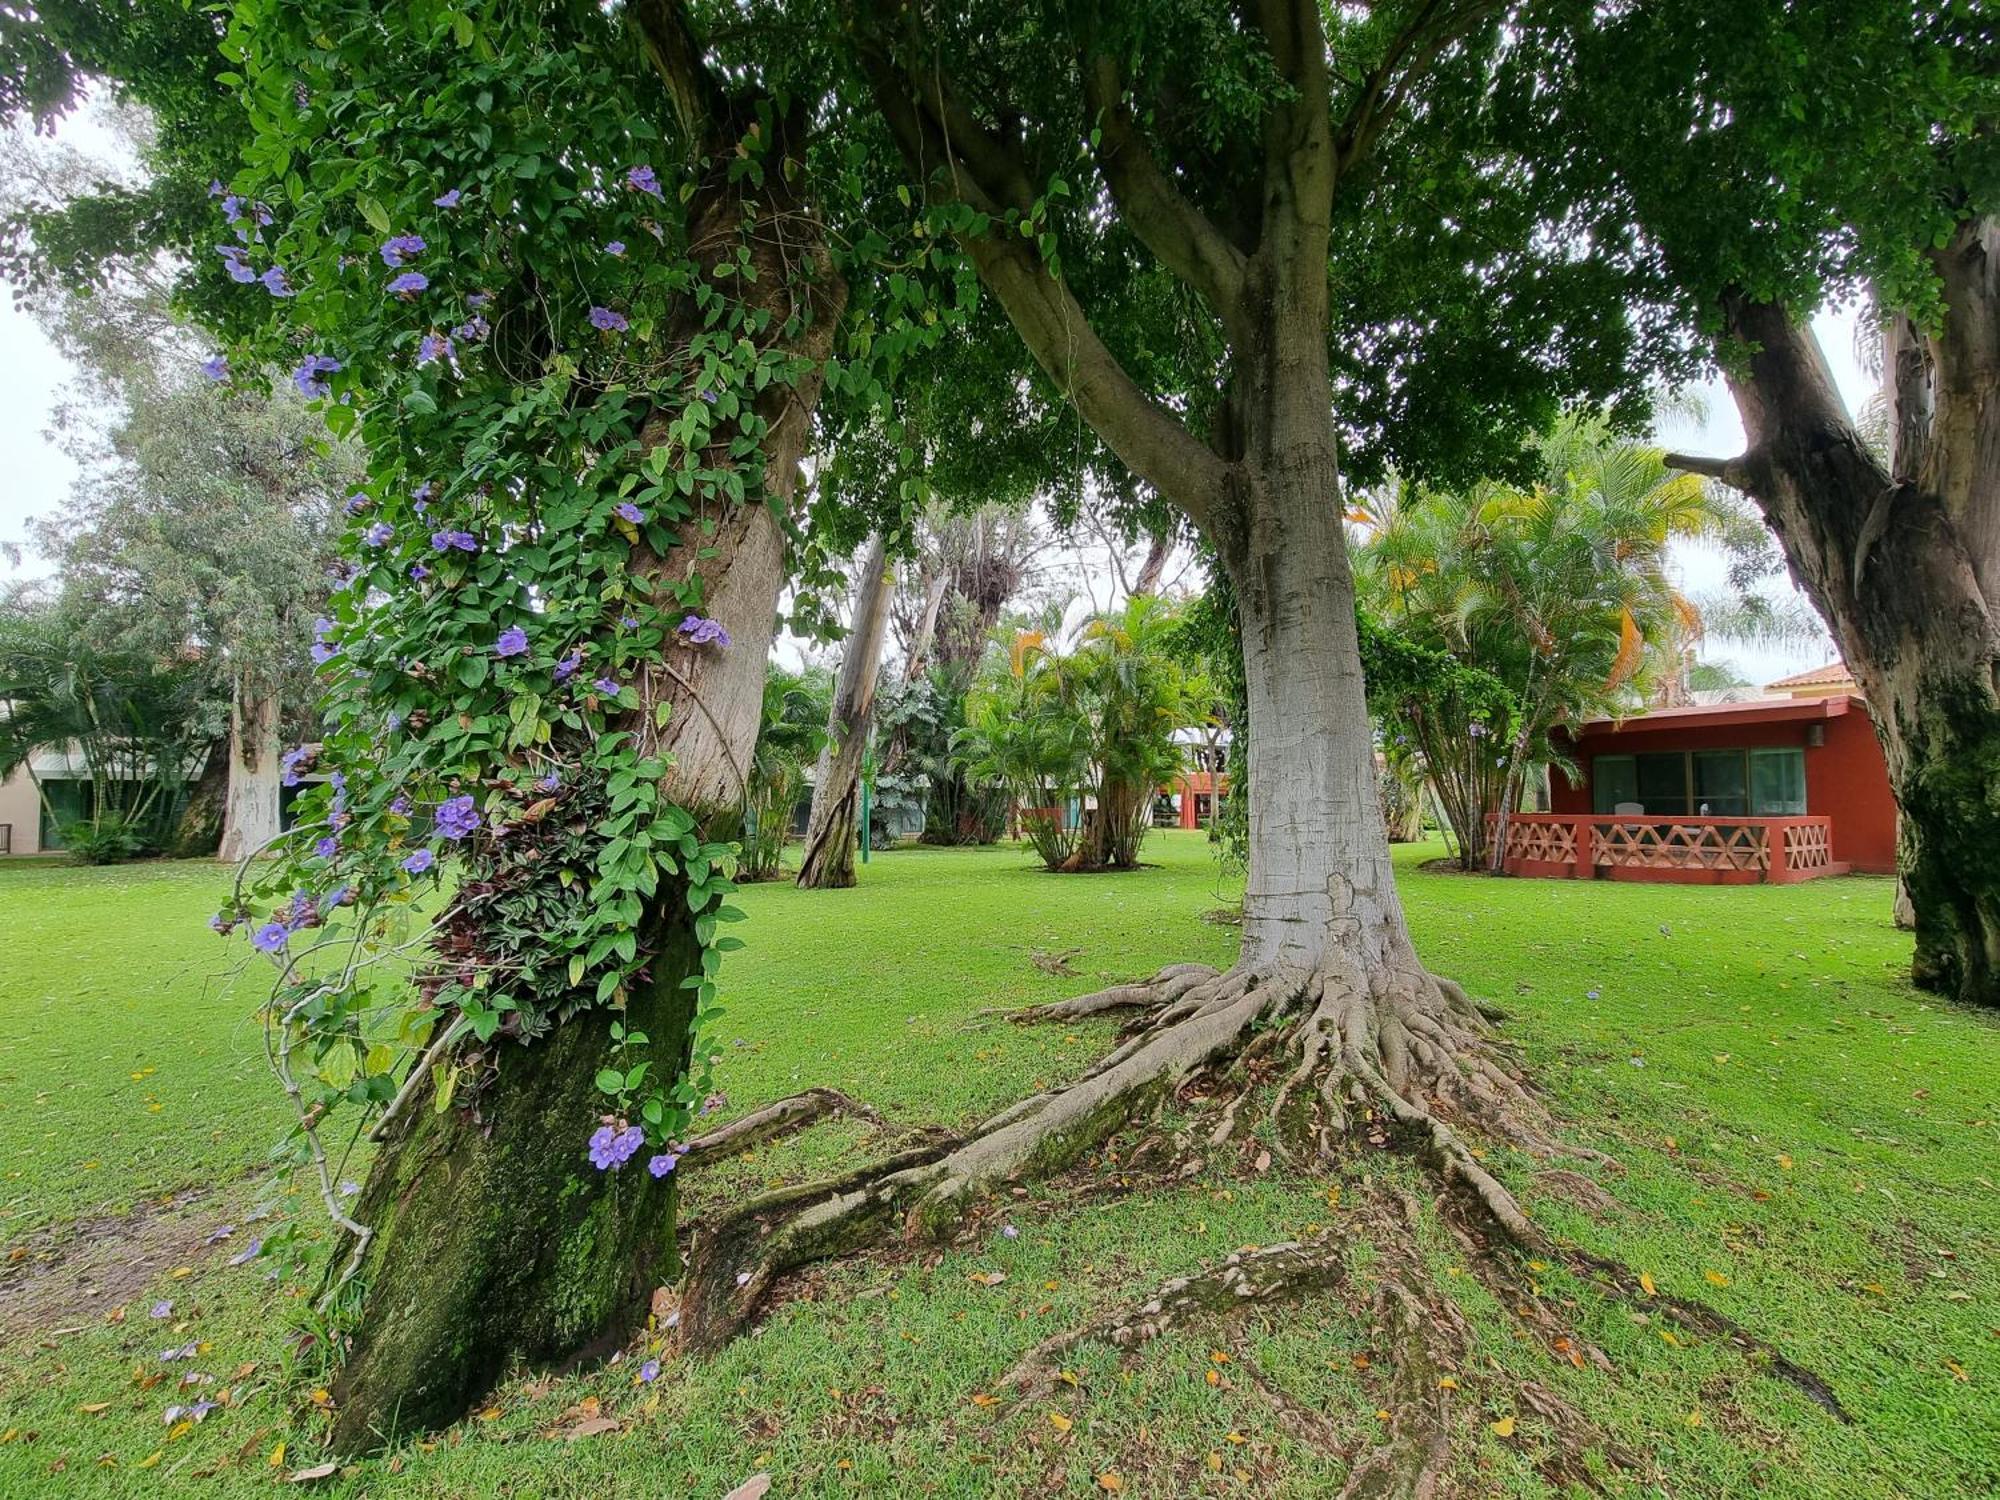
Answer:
[
  {"left": 593, "top": 676, "right": 622, "bottom": 696},
  {"left": 402, "top": 848, "right": 435, "bottom": 875},
  {"left": 260, "top": 265, "right": 294, "bottom": 297},
  {"left": 409, "top": 562, "right": 431, "bottom": 581},
  {"left": 620, "top": 615, "right": 639, "bottom": 629},
  {"left": 677, "top": 614, "right": 731, "bottom": 648},
  {"left": 626, "top": 164, "right": 663, "bottom": 198},
  {"left": 343, "top": 492, "right": 370, "bottom": 515},
  {"left": 1001, "top": 1223, "right": 1019, "bottom": 1240},
  {"left": 589, "top": 306, "right": 629, "bottom": 332},
  {"left": 537, "top": 771, "right": 560, "bottom": 792},
  {"left": 280, "top": 745, "right": 313, "bottom": 787},
  {"left": 200, "top": 355, "right": 229, "bottom": 381},
  {"left": 227, "top": 1236, "right": 262, "bottom": 1266},
  {"left": 390, "top": 795, "right": 411, "bottom": 815},
  {"left": 250, "top": 922, "right": 289, "bottom": 954},
  {"left": 149, "top": 1300, "right": 173, "bottom": 1319},
  {"left": 311, "top": 641, "right": 338, "bottom": 665},
  {"left": 639, "top": 1359, "right": 660, "bottom": 1383},
  {"left": 365, "top": 521, "right": 395, "bottom": 547},
  {"left": 431, "top": 529, "right": 479, "bottom": 552},
  {"left": 604, "top": 241, "right": 626, "bottom": 257},
  {"left": 434, "top": 187, "right": 463, "bottom": 209},
  {"left": 220, "top": 193, "right": 245, "bottom": 221},
  {"left": 614, "top": 502, "right": 643, "bottom": 524},
  {"left": 412, "top": 481, "right": 433, "bottom": 503},
  {"left": 188, "top": 1399, "right": 217, "bottom": 1421},
  {"left": 647, "top": 1151, "right": 679, "bottom": 1178},
  {"left": 1586, "top": 988, "right": 1602, "bottom": 1001},
  {"left": 435, "top": 795, "right": 480, "bottom": 840},
  {"left": 293, "top": 354, "right": 341, "bottom": 399},
  {"left": 554, "top": 651, "right": 582, "bottom": 681},
  {"left": 208, "top": 179, "right": 225, "bottom": 197},
  {"left": 588, "top": 1123, "right": 646, "bottom": 1170},
  {"left": 216, "top": 244, "right": 257, "bottom": 283},
  {"left": 418, "top": 332, "right": 456, "bottom": 368},
  {"left": 388, "top": 270, "right": 429, "bottom": 297},
  {"left": 314, "top": 836, "right": 338, "bottom": 859},
  {"left": 206, "top": 1225, "right": 234, "bottom": 1244},
  {"left": 494, "top": 625, "right": 529, "bottom": 657},
  {"left": 452, "top": 314, "right": 490, "bottom": 343},
  {"left": 379, "top": 233, "right": 426, "bottom": 267},
  {"left": 467, "top": 291, "right": 492, "bottom": 308}
]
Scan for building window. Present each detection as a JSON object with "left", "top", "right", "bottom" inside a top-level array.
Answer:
[{"left": 1593, "top": 746, "right": 1809, "bottom": 817}]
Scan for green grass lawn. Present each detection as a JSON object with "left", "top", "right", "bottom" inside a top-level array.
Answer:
[{"left": 1, "top": 833, "right": 1994, "bottom": 1496}]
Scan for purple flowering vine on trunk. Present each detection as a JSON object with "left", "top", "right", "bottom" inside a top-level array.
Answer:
[
  {"left": 251, "top": 922, "right": 290, "bottom": 954},
  {"left": 433, "top": 187, "right": 463, "bottom": 208},
  {"left": 677, "top": 614, "right": 731, "bottom": 648},
  {"left": 364, "top": 521, "right": 395, "bottom": 547},
  {"left": 200, "top": 355, "right": 229, "bottom": 381},
  {"left": 401, "top": 848, "right": 435, "bottom": 875},
  {"left": 614, "top": 501, "right": 643, "bottom": 524},
  {"left": 494, "top": 625, "right": 529, "bottom": 657},
  {"left": 588, "top": 1123, "right": 645, "bottom": 1170},
  {"left": 260, "top": 265, "right": 294, "bottom": 297},
  {"left": 625, "top": 163, "right": 662, "bottom": 198},
  {"left": 293, "top": 354, "right": 341, "bottom": 398},
  {"left": 379, "top": 233, "right": 426, "bottom": 266},
  {"left": 588, "top": 306, "right": 628, "bottom": 332},
  {"left": 387, "top": 270, "right": 429, "bottom": 297}
]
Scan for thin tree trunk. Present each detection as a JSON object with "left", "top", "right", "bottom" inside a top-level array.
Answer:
[
  {"left": 1670, "top": 244, "right": 2000, "bottom": 1006},
  {"left": 326, "top": 42, "right": 844, "bottom": 1444},
  {"left": 172, "top": 736, "right": 230, "bottom": 857},
  {"left": 217, "top": 671, "right": 281, "bottom": 863},
  {"left": 1131, "top": 529, "right": 1172, "bottom": 596},
  {"left": 901, "top": 567, "right": 950, "bottom": 684},
  {"left": 798, "top": 531, "right": 893, "bottom": 888}
]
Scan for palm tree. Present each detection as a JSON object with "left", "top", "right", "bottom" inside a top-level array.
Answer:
[
  {"left": 1355, "top": 413, "right": 1738, "bottom": 869},
  {"left": 740, "top": 666, "right": 832, "bottom": 881}
]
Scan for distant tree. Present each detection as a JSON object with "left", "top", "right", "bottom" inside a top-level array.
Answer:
[
  {"left": 797, "top": 531, "right": 892, "bottom": 888},
  {"left": 742, "top": 667, "right": 832, "bottom": 882}
]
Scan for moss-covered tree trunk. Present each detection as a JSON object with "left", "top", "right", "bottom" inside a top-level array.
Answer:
[
  {"left": 1672, "top": 254, "right": 2000, "bottom": 1006},
  {"left": 325, "top": 12, "right": 843, "bottom": 1446}
]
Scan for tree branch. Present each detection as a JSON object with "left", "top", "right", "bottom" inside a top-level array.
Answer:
[
  {"left": 1663, "top": 450, "right": 1756, "bottom": 489},
  {"left": 850, "top": 8, "right": 1231, "bottom": 525},
  {"left": 626, "top": 0, "right": 736, "bottom": 153},
  {"left": 1332, "top": 0, "right": 1502, "bottom": 178},
  {"left": 1081, "top": 54, "right": 1248, "bottom": 342}
]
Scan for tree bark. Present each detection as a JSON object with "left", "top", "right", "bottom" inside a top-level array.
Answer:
[
  {"left": 798, "top": 531, "right": 892, "bottom": 887},
  {"left": 216, "top": 670, "right": 280, "bottom": 863},
  {"left": 1670, "top": 245, "right": 2000, "bottom": 1006},
  {"left": 326, "top": 30, "right": 843, "bottom": 1443},
  {"left": 172, "top": 735, "right": 229, "bottom": 858}
]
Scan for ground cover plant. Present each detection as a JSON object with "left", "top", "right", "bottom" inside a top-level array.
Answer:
[{"left": 2, "top": 835, "right": 1993, "bottom": 1497}]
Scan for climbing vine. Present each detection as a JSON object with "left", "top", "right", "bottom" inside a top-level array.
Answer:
[{"left": 190, "top": 1, "right": 966, "bottom": 1290}]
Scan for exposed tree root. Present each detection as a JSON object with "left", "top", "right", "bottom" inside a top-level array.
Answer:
[
  {"left": 671, "top": 954, "right": 1846, "bottom": 1492},
  {"left": 680, "top": 1088, "right": 885, "bottom": 1169}
]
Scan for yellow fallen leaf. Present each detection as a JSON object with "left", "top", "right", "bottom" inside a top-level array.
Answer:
[
  {"left": 269, "top": 1442, "right": 287, "bottom": 1469},
  {"left": 836, "top": 1458, "right": 853, "bottom": 1471},
  {"left": 1528, "top": 1260, "right": 1549, "bottom": 1272},
  {"left": 1862, "top": 1282, "right": 1888, "bottom": 1296},
  {"left": 78, "top": 1402, "right": 110, "bottom": 1414},
  {"left": 1945, "top": 1360, "right": 1969, "bottom": 1382},
  {"left": 1437, "top": 1376, "right": 1459, "bottom": 1390},
  {"left": 1639, "top": 1271, "right": 1656, "bottom": 1296},
  {"left": 1205, "top": 1368, "right": 1220, "bottom": 1386},
  {"left": 170, "top": 1267, "right": 192, "bottom": 1279},
  {"left": 476, "top": 1407, "right": 502, "bottom": 1422},
  {"left": 1777, "top": 1154, "right": 1794, "bottom": 1170},
  {"left": 309, "top": 1388, "right": 331, "bottom": 1407},
  {"left": 1209, "top": 1350, "right": 1230, "bottom": 1364},
  {"left": 1491, "top": 1416, "right": 1517, "bottom": 1437},
  {"left": 1660, "top": 1329, "right": 1681, "bottom": 1347},
  {"left": 970, "top": 1392, "right": 999, "bottom": 1408},
  {"left": 137, "top": 1450, "right": 162, "bottom": 1469},
  {"left": 1098, "top": 1474, "right": 1123, "bottom": 1493},
  {"left": 1206, "top": 1451, "right": 1223, "bottom": 1472},
  {"left": 1375, "top": 1408, "right": 1391, "bottom": 1421},
  {"left": 1703, "top": 1270, "right": 1730, "bottom": 1288},
  {"left": 1048, "top": 1411, "right": 1072, "bottom": 1433},
  {"left": 1225, "top": 1430, "right": 1247, "bottom": 1445},
  {"left": 1687, "top": 1410, "right": 1704, "bottom": 1428},
  {"left": 1058, "top": 1369, "right": 1079, "bottom": 1388}
]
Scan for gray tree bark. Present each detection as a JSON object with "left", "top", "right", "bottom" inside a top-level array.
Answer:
[
  {"left": 798, "top": 531, "right": 893, "bottom": 888},
  {"left": 217, "top": 670, "right": 281, "bottom": 863}
]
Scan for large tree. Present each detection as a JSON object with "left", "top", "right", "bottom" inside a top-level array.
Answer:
[{"left": 1530, "top": 1, "right": 2000, "bottom": 1005}]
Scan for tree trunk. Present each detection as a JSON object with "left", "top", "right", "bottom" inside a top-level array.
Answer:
[
  {"left": 172, "top": 736, "right": 229, "bottom": 858},
  {"left": 798, "top": 532, "right": 893, "bottom": 888},
  {"left": 326, "top": 75, "right": 843, "bottom": 1446},
  {"left": 1671, "top": 250, "right": 2000, "bottom": 1006},
  {"left": 216, "top": 671, "right": 281, "bottom": 863},
  {"left": 1131, "top": 528, "right": 1172, "bottom": 595}
]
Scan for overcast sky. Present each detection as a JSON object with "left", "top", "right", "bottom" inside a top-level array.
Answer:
[{"left": 1, "top": 113, "right": 1865, "bottom": 689}]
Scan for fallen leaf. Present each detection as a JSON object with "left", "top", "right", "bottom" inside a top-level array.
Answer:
[
  {"left": 1639, "top": 1271, "right": 1656, "bottom": 1296},
  {"left": 721, "top": 1477, "right": 772, "bottom": 1500},
  {"left": 1703, "top": 1270, "right": 1730, "bottom": 1288},
  {"left": 288, "top": 1463, "right": 339, "bottom": 1483},
  {"left": 1437, "top": 1376, "right": 1459, "bottom": 1390},
  {"left": 268, "top": 1442, "right": 286, "bottom": 1469},
  {"left": 1778, "top": 1154, "right": 1793, "bottom": 1170},
  {"left": 1048, "top": 1411, "right": 1072, "bottom": 1433},
  {"left": 78, "top": 1403, "right": 110, "bottom": 1415},
  {"left": 1687, "top": 1410, "right": 1704, "bottom": 1428},
  {"left": 970, "top": 1392, "right": 1000, "bottom": 1408},
  {"left": 1491, "top": 1416, "right": 1517, "bottom": 1437},
  {"left": 1098, "top": 1474, "right": 1123, "bottom": 1493},
  {"left": 560, "top": 1417, "right": 620, "bottom": 1442},
  {"left": 1206, "top": 1451, "right": 1223, "bottom": 1472},
  {"left": 1945, "top": 1360, "right": 1969, "bottom": 1382},
  {"left": 1205, "top": 1369, "right": 1220, "bottom": 1387},
  {"left": 136, "top": 1450, "right": 162, "bottom": 1469}
]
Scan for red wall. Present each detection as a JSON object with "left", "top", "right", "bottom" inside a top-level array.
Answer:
[{"left": 1550, "top": 699, "right": 1898, "bottom": 874}]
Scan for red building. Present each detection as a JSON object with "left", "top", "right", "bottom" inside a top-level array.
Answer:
[{"left": 1497, "top": 692, "right": 1897, "bottom": 884}]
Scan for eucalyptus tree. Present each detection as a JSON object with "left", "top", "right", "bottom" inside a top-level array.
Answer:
[
  {"left": 796, "top": 530, "right": 891, "bottom": 886},
  {"left": 1528, "top": 1, "right": 2000, "bottom": 1005}
]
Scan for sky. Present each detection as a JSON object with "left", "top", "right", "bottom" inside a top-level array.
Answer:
[{"left": 0, "top": 112, "right": 1866, "bottom": 690}]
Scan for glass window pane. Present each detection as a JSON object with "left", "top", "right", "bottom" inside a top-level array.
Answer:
[
  {"left": 1750, "top": 748, "right": 1806, "bottom": 815},
  {"left": 1635, "top": 752, "right": 1689, "bottom": 815},
  {"left": 1592, "top": 756, "right": 1637, "bottom": 814},
  {"left": 1693, "top": 750, "right": 1748, "bottom": 815}
]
